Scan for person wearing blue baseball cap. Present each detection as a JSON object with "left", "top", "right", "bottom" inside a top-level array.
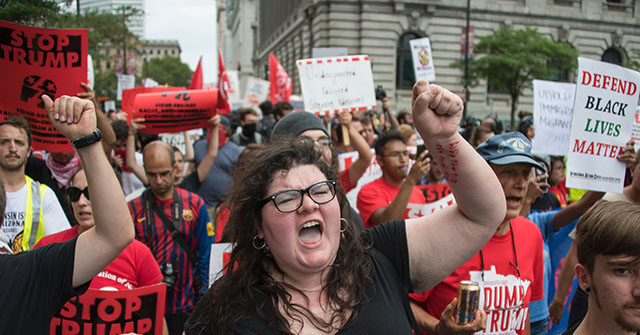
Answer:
[{"left": 411, "top": 132, "right": 546, "bottom": 335}]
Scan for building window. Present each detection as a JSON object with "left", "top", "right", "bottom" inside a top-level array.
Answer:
[
  {"left": 602, "top": 47, "right": 623, "bottom": 65},
  {"left": 106, "top": 62, "right": 111, "bottom": 69},
  {"left": 396, "top": 32, "right": 422, "bottom": 90},
  {"left": 172, "top": 50, "right": 175, "bottom": 55},
  {"left": 164, "top": 50, "right": 168, "bottom": 55}
]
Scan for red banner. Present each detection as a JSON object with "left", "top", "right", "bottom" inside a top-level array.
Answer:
[
  {"left": 133, "top": 89, "right": 217, "bottom": 134},
  {"left": 189, "top": 56, "right": 203, "bottom": 90},
  {"left": 122, "top": 86, "right": 185, "bottom": 122},
  {"left": 0, "top": 20, "right": 87, "bottom": 152},
  {"left": 269, "top": 52, "right": 292, "bottom": 104},
  {"left": 217, "top": 50, "right": 231, "bottom": 114},
  {"left": 114, "top": 54, "right": 123, "bottom": 74},
  {"left": 50, "top": 283, "right": 166, "bottom": 335}
]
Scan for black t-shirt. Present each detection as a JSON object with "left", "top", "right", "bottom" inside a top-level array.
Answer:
[
  {"left": 0, "top": 236, "right": 89, "bottom": 333},
  {"left": 178, "top": 171, "right": 202, "bottom": 194},
  {"left": 185, "top": 220, "right": 416, "bottom": 334},
  {"left": 531, "top": 191, "right": 562, "bottom": 213}
]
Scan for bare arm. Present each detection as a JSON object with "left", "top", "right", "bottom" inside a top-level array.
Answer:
[
  {"left": 196, "top": 115, "right": 220, "bottom": 183},
  {"left": 126, "top": 118, "right": 148, "bottom": 185},
  {"left": 406, "top": 82, "right": 506, "bottom": 292},
  {"left": 552, "top": 191, "right": 604, "bottom": 231},
  {"left": 42, "top": 95, "right": 134, "bottom": 288},
  {"left": 339, "top": 112, "right": 373, "bottom": 187},
  {"left": 368, "top": 151, "right": 429, "bottom": 226},
  {"left": 549, "top": 242, "right": 578, "bottom": 324},
  {"left": 77, "top": 83, "right": 115, "bottom": 156},
  {"left": 382, "top": 97, "right": 400, "bottom": 130},
  {"left": 183, "top": 131, "right": 194, "bottom": 162}
]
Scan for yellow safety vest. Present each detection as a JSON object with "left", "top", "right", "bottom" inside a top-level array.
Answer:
[{"left": 20, "top": 176, "right": 46, "bottom": 252}]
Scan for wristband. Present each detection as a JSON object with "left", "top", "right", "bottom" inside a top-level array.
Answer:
[
  {"left": 71, "top": 129, "right": 102, "bottom": 149},
  {"left": 434, "top": 322, "right": 441, "bottom": 335}
]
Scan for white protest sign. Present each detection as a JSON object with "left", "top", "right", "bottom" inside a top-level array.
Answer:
[
  {"left": 103, "top": 100, "right": 116, "bottom": 112},
  {"left": 87, "top": 54, "right": 94, "bottom": 90},
  {"left": 243, "top": 76, "right": 270, "bottom": 107},
  {"left": 160, "top": 133, "right": 185, "bottom": 154},
  {"left": 116, "top": 73, "right": 135, "bottom": 100},
  {"left": 632, "top": 107, "right": 640, "bottom": 153},
  {"left": 531, "top": 80, "right": 575, "bottom": 155},
  {"left": 296, "top": 55, "right": 377, "bottom": 116},
  {"left": 209, "top": 243, "right": 234, "bottom": 287},
  {"left": 227, "top": 70, "right": 241, "bottom": 103},
  {"left": 566, "top": 57, "right": 640, "bottom": 193},
  {"left": 410, "top": 37, "right": 436, "bottom": 82},
  {"left": 406, "top": 193, "right": 455, "bottom": 218}
]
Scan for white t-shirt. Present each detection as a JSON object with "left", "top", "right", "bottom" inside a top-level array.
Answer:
[
  {"left": 2, "top": 181, "right": 70, "bottom": 251},
  {"left": 122, "top": 152, "right": 145, "bottom": 196}
]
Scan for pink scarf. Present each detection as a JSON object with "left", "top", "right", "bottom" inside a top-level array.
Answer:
[{"left": 45, "top": 153, "right": 81, "bottom": 187}]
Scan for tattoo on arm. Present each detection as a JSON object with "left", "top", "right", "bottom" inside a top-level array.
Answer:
[{"left": 435, "top": 141, "right": 460, "bottom": 184}]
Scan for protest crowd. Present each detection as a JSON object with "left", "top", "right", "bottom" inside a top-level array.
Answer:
[{"left": 2, "top": 16, "right": 640, "bottom": 335}]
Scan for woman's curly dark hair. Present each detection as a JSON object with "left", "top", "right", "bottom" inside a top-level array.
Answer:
[{"left": 189, "top": 138, "right": 373, "bottom": 334}]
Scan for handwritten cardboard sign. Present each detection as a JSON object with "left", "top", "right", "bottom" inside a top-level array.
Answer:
[
  {"left": 531, "top": 80, "right": 576, "bottom": 156},
  {"left": 50, "top": 283, "right": 166, "bottom": 335},
  {"left": 410, "top": 37, "right": 436, "bottom": 82},
  {"left": 243, "top": 76, "right": 270, "bottom": 108},
  {"left": 133, "top": 89, "right": 217, "bottom": 134},
  {"left": 0, "top": 20, "right": 87, "bottom": 152},
  {"left": 566, "top": 57, "right": 640, "bottom": 193},
  {"left": 296, "top": 55, "right": 377, "bottom": 116}
]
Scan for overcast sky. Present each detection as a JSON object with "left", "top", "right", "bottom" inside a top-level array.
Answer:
[{"left": 145, "top": 0, "right": 218, "bottom": 84}]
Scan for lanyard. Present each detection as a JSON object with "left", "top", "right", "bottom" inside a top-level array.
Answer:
[
  {"left": 479, "top": 221, "right": 521, "bottom": 282},
  {"left": 144, "top": 188, "right": 182, "bottom": 241}
]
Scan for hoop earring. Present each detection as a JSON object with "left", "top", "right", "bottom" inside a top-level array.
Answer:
[
  {"left": 340, "top": 218, "right": 348, "bottom": 238},
  {"left": 585, "top": 287, "right": 591, "bottom": 293},
  {"left": 252, "top": 235, "right": 266, "bottom": 250}
]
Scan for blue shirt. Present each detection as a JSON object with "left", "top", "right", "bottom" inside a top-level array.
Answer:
[
  {"left": 193, "top": 140, "right": 241, "bottom": 207},
  {"left": 527, "top": 210, "right": 578, "bottom": 323}
]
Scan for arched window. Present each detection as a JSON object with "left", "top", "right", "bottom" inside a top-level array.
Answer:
[
  {"left": 396, "top": 32, "right": 422, "bottom": 90},
  {"left": 602, "top": 48, "right": 623, "bottom": 65},
  {"left": 549, "top": 43, "right": 575, "bottom": 82}
]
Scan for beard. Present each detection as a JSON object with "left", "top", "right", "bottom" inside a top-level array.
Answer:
[
  {"left": 0, "top": 155, "right": 26, "bottom": 171},
  {"left": 593, "top": 285, "right": 640, "bottom": 333}
]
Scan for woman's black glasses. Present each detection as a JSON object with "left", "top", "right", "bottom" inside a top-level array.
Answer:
[{"left": 260, "top": 180, "right": 337, "bottom": 213}]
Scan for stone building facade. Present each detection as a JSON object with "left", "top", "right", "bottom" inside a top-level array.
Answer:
[{"left": 218, "top": 0, "right": 640, "bottom": 122}]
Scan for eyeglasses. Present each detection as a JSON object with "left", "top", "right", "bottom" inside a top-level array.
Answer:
[
  {"left": 260, "top": 180, "right": 337, "bottom": 213},
  {"left": 67, "top": 186, "right": 90, "bottom": 202},
  {"left": 301, "top": 136, "right": 332, "bottom": 149},
  {"left": 380, "top": 151, "right": 409, "bottom": 159}
]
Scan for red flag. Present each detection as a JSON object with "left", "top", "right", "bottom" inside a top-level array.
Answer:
[
  {"left": 189, "top": 56, "right": 203, "bottom": 90},
  {"left": 269, "top": 53, "right": 292, "bottom": 104},
  {"left": 217, "top": 50, "right": 231, "bottom": 114}
]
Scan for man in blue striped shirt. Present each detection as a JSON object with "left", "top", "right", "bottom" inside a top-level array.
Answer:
[{"left": 128, "top": 140, "right": 214, "bottom": 335}]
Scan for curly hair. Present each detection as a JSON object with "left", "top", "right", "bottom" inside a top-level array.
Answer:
[{"left": 189, "top": 138, "right": 373, "bottom": 334}]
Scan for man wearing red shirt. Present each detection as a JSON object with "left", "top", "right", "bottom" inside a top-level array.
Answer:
[
  {"left": 357, "top": 130, "right": 430, "bottom": 228},
  {"left": 410, "top": 132, "right": 545, "bottom": 335}
]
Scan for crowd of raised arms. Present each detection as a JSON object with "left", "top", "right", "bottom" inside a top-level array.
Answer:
[{"left": 0, "top": 75, "right": 640, "bottom": 335}]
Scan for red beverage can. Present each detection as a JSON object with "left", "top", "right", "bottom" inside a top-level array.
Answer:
[{"left": 455, "top": 280, "right": 480, "bottom": 324}]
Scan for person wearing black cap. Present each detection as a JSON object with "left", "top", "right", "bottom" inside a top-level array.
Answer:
[
  {"left": 271, "top": 110, "right": 371, "bottom": 231},
  {"left": 410, "top": 132, "right": 545, "bottom": 335}
]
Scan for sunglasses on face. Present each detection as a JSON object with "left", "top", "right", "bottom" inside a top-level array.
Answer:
[{"left": 67, "top": 186, "right": 90, "bottom": 202}]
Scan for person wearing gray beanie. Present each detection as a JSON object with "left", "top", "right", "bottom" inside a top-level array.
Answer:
[{"left": 270, "top": 111, "right": 329, "bottom": 139}]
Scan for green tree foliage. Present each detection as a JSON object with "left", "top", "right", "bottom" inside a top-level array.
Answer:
[
  {"left": 466, "top": 26, "right": 578, "bottom": 129},
  {"left": 142, "top": 56, "right": 193, "bottom": 88},
  {"left": 624, "top": 50, "right": 640, "bottom": 72}
]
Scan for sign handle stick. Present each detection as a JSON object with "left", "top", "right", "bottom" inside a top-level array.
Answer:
[{"left": 342, "top": 125, "right": 350, "bottom": 146}]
